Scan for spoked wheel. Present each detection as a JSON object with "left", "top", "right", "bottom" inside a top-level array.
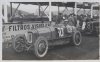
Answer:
[
  {"left": 34, "top": 36, "right": 48, "bottom": 58},
  {"left": 13, "top": 36, "right": 25, "bottom": 53},
  {"left": 70, "top": 31, "right": 82, "bottom": 46}
]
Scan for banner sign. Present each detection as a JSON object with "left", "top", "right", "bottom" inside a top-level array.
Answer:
[{"left": 3, "top": 23, "right": 50, "bottom": 32}]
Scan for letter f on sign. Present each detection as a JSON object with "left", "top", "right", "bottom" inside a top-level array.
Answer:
[{"left": 9, "top": 26, "right": 12, "bottom": 31}]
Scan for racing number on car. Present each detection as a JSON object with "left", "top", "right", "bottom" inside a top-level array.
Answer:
[{"left": 58, "top": 28, "right": 64, "bottom": 37}]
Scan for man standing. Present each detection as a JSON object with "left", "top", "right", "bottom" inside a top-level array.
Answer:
[
  {"left": 68, "top": 13, "right": 76, "bottom": 26},
  {"left": 57, "top": 13, "right": 63, "bottom": 24}
]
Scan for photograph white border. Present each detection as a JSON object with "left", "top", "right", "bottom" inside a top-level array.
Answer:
[{"left": 0, "top": 0, "right": 100, "bottom": 62}]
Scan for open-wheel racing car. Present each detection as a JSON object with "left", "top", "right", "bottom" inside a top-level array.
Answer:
[
  {"left": 81, "top": 16, "right": 99, "bottom": 36},
  {"left": 12, "top": 22, "right": 82, "bottom": 58},
  {"left": 8, "top": 20, "right": 82, "bottom": 58}
]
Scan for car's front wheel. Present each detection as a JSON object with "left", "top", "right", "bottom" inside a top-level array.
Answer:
[{"left": 12, "top": 35, "right": 26, "bottom": 53}]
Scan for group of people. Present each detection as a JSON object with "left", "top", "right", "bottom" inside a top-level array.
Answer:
[{"left": 56, "top": 13, "right": 92, "bottom": 30}]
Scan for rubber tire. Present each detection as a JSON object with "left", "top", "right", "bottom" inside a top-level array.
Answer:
[
  {"left": 12, "top": 35, "right": 26, "bottom": 53},
  {"left": 34, "top": 36, "right": 48, "bottom": 58},
  {"left": 70, "top": 31, "right": 82, "bottom": 46}
]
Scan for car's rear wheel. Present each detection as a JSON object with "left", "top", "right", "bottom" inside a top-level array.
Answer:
[
  {"left": 70, "top": 31, "right": 82, "bottom": 46},
  {"left": 34, "top": 36, "right": 48, "bottom": 58}
]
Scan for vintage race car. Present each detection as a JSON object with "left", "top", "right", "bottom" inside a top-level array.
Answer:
[
  {"left": 3, "top": 21, "right": 82, "bottom": 58},
  {"left": 82, "top": 19, "right": 99, "bottom": 36}
]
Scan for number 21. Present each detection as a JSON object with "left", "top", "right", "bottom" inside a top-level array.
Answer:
[{"left": 58, "top": 28, "right": 64, "bottom": 37}]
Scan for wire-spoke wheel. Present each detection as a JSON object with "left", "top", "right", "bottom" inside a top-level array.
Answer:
[
  {"left": 34, "top": 36, "right": 48, "bottom": 58},
  {"left": 13, "top": 36, "right": 25, "bottom": 53},
  {"left": 70, "top": 31, "right": 82, "bottom": 46}
]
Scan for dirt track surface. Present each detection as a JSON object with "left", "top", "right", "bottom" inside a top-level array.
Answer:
[{"left": 2, "top": 35, "right": 99, "bottom": 60}]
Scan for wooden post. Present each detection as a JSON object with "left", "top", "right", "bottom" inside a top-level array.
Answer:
[
  {"left": 58, "top": 5, "right": 60, "bottom": 21},
  {"left": 91, "top": 5, "right": 93, "bottom": 18},
  {"left": 4, "top": 1, "right": 8, "bottom": 23},
  {"left": 39, "top": 5, "right": 41, "bottom": 16},
  {"left": 49, "top": 2, "right": 51, "bottom": 21},
  {"left": 58, "top": 5, "right": 60, "bottom": 15},
  {"left": 74, "top": 2, "right": 77, "bottom": 15},
  {"left": 10, "top": 2, "right": 12, "bottom": 16}
]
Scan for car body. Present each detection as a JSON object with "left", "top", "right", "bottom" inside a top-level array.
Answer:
[{"left": 3, "top": 20, "right": 82, "bottom": 58}]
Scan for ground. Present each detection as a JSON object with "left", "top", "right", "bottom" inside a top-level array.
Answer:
[{"left": 2, "top": 35, "right": 99, "bottom": 60}]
